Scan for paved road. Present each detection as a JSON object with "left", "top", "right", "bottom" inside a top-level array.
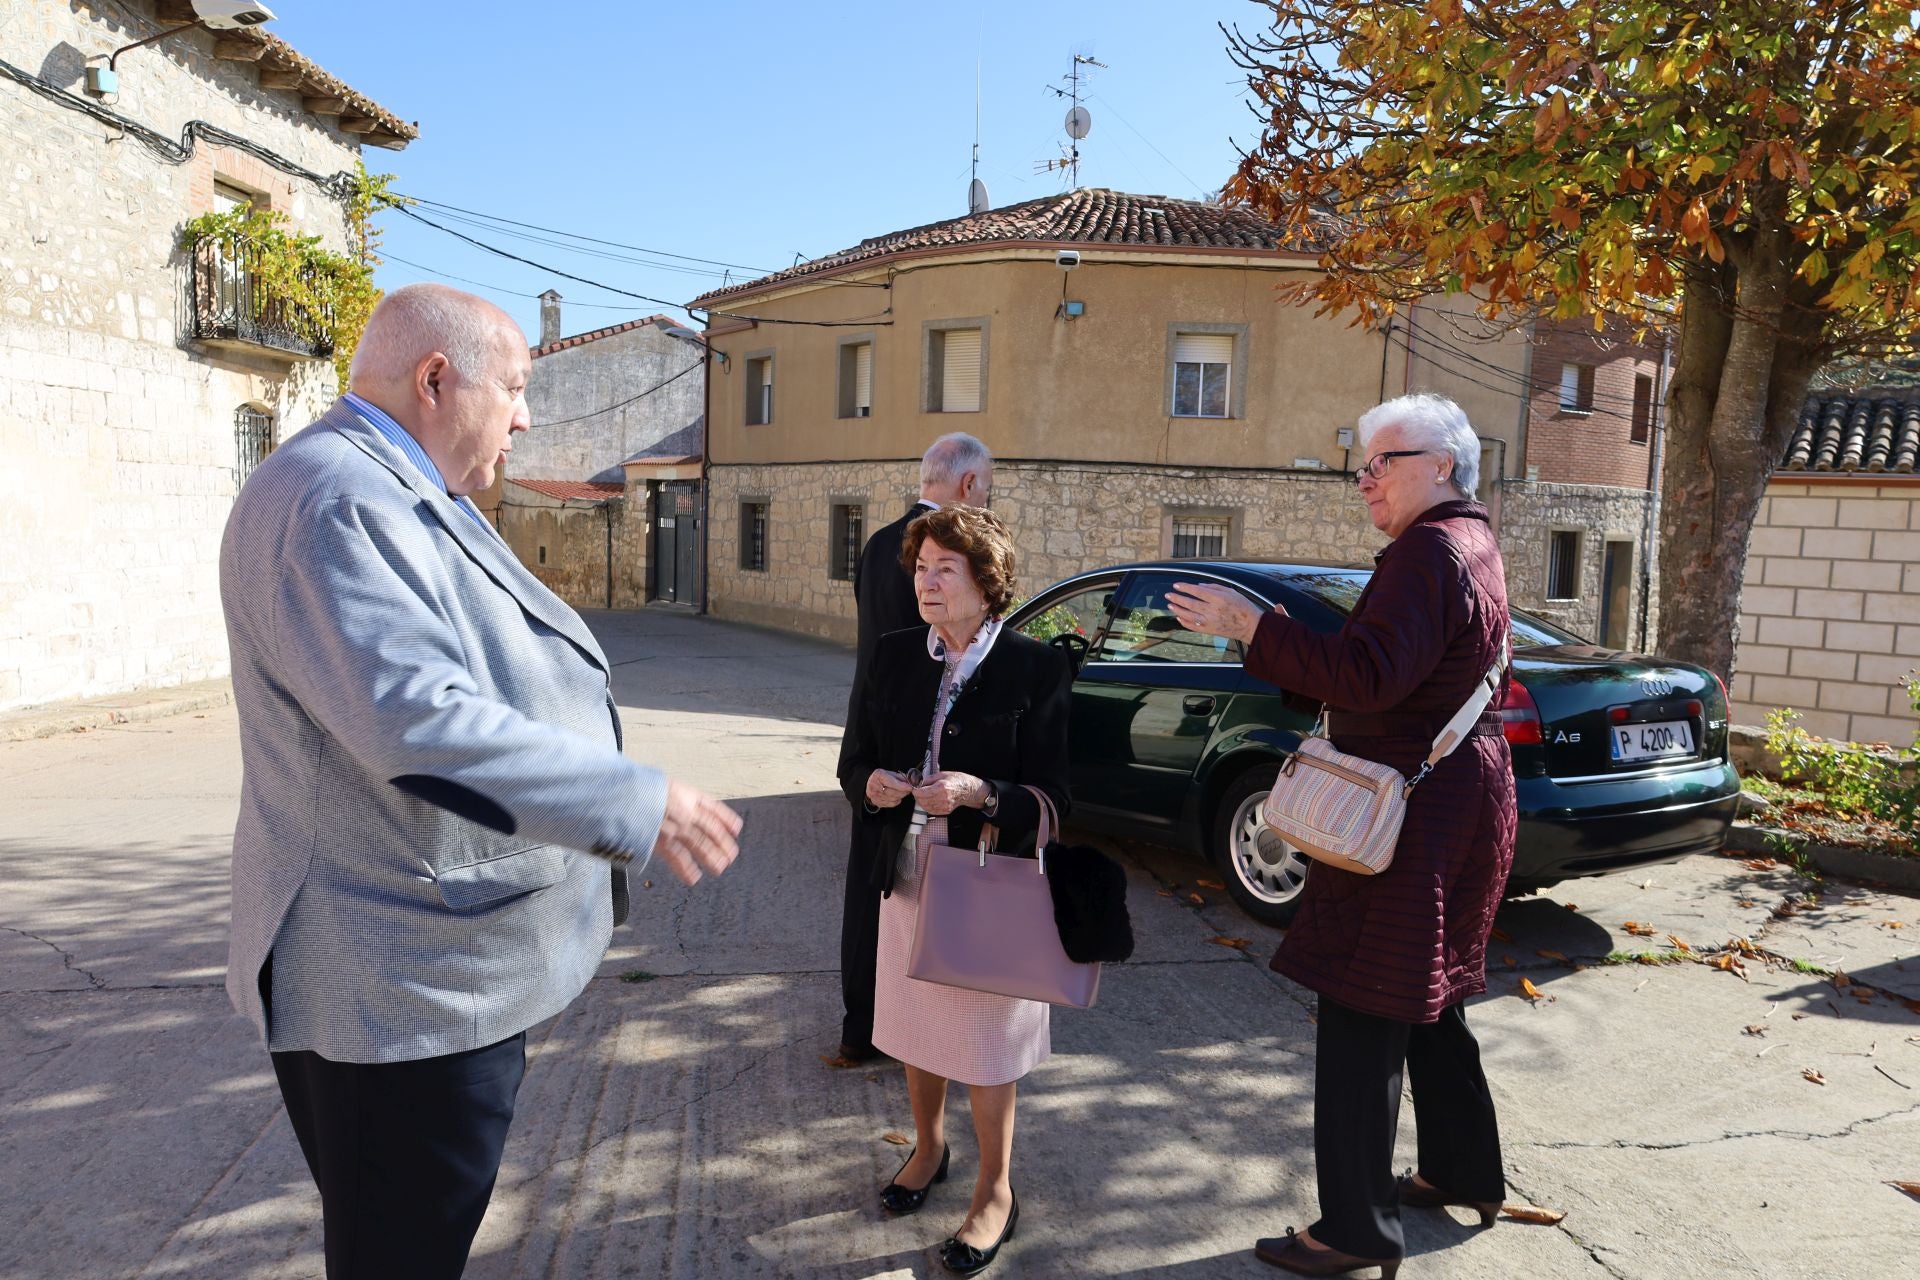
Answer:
[{"left": 2, "top": 610, "right": 1915, "bottom": 1279}]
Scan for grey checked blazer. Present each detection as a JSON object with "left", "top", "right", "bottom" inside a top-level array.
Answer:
[{"left": 220, "top": 399, "right": 667, "bottom": 1064}]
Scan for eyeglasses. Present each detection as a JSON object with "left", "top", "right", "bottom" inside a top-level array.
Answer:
[{"left": 1354, "top": 450, "right": 1433, "bottom": 482}]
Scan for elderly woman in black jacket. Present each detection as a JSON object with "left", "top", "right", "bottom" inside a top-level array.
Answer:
[{"left": 839, "top": 504, "right": 1071, "bottom": 1277}]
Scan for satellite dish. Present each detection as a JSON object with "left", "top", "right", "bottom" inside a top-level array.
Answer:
[
  {"left": 1065, "top": 105, "right": 1092, "bottom": 139},
  {"left": 968, "top": 178, "right": 991, "bottom": 215}
]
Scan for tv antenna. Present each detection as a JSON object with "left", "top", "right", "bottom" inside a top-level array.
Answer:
[
  {"left": 1035, "top": 53, "right": 1105, "bottom": 189},
  {"left": 968, "top": 52, "right": 990, "bottom": 215}
]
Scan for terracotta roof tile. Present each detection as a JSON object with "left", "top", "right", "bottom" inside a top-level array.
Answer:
[
  {"left": 688, "top": 189, "right": 1313, "bottom": 307},
  {"left": 231, "top": 31, "right": 416, "bottom": 145},
  {"left": 530, "top": 314, "right": 694, "bottom": 358},
  {"left": 507, "top": 479, "right": 625, "bottom": 503},
  {"left": 1784, "top": 391, "right": 1920, "bottom": 473}
]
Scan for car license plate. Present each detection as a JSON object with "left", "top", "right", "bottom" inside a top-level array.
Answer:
[{"left": 1611, "top": 720, "right": 1695, "bottom": 764}]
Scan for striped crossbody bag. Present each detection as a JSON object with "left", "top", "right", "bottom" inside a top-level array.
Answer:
[{"left": 1261, "top": 651, "right": 1507, "bottom": 876}]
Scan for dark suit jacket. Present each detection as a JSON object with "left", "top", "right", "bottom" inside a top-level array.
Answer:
[
  {"left": 837, "top": 501, "right": 933, "bottom": 780},
  {"left": 838, "top": 626, "right": 1073, "bottom": 895}
]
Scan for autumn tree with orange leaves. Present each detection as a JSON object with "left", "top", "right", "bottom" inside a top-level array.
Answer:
[{"left": 1224, "top": 0, "right": 1920, "bottom": 680}]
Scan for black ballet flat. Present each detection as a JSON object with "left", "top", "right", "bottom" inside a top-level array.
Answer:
[
  {"left": 879, "top": 1144, "right": 950, "bottom": 1215},
  {"left": 939, "top": 1193, "right": 1018, "bottom": 1276}
]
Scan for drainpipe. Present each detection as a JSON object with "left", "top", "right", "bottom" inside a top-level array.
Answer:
[
  {"left": 1638, "top": 328, "right": 1671, "bottom": 652},
  {"left": 605, "top": 499, "right": 614, "bottom": 609},
  {"left": 699, "top": 338, "right": 713, "bottom": 615}
]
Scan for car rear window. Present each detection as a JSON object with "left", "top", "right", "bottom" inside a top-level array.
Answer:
[{"left": 1282, "top": 569, "right": 1583, "bottom": 649}]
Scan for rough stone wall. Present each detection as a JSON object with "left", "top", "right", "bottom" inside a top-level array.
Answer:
[
  {"left": 0, "top": 2, "right": 368, "bottom": 710},
  {"left": 494, "top": 489, "right": 661, "bottom": 612},
  {"left": 518, "top": 323, "right": 705, "bottom": 482},
  {"left": 709, "top": 461, "right": 1648, "bottom": 647},
  {"left": 1498, "top": 481, "right": 1656, "bottom": 644},
  {"left": 1731, "top": 480, "right": 1920, "bottom": 744}
]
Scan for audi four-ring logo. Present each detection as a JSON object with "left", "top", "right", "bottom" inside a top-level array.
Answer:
[{"left": 1641, "top": 677, "right": 1675, "bottom": 699}]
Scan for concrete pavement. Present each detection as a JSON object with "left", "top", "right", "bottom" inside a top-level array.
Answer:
[{"left": 1, "top": 609, "right": 1915, "bottom": 1279}]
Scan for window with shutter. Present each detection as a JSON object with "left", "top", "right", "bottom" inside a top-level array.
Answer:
[
  {"left": 838, "top": 340, "right": 874, "bottom": 418},
  {"left": 1630, "top": 373, "right": 1653, "bottom": 443},
  {"left": 1558, "top": 362, "right": 1594, "bottom": 412},
  {"left": 745, "top": 356, "right": 773, "bottom": 425},
  {"left": 934, "top": 328, "right": 982, "bottom": 413},
  {"left": 1172, "top": 332, "right": 1233, "bottom": 418}
]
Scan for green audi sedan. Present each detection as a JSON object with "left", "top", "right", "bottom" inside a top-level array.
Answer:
[{"left": 1006, "top": 560, "right": 1743, "bottom": 926}]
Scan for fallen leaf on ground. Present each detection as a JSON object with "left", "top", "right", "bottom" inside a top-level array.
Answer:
[
  {"left": 1188, "top": 892, "right": 1205, "bottom": 905},
  {"left": 1667, "top": 933, "right": 1691, "bottom": 951},
  {"left": 1792, "top": 1012, "right": 1809, "bottom": 1020},
  {"left": 1520, "top": 977, "right": 1545, "bottom": 1002},
  {"left": 1833, "top": 970, "right": 1853, "bottom": 990},
  {"left": 1622, "top": 921, "right": 1657, "bottom": 937},
  {"left": 1744, "top": 857, "right": 1777, "bottom": 871},
  {"left": 1888, "top": 1181, "right": 1920, "bottom": 1203},
  {"left": 1500, "top": 1203, "right": 1568, "bottom": 1225},
  {"left": 1803, "top": 1068, "right": 1828, "bottom": 1086},
  {"left": 1491, "top": 926, "right": 1515, "bottom": 942},
  {"left": 1882, "top": 921, "right": 1906, "bottom": 930},
  {"left": 1744, "top": 1024, "right": 1768, "bottom": 1037},
  {"left": 1906, "top": 999, "right": 1920, "bottom": 1016},
  {"left": 641, "top": 880, "right": 653, "bottom": 889},
  {"left": 1707, "top": 954, "right": 1748, "bottom": 981},
  {"left": 1196, "top": 878, "right": 1225, "bottom": 890},
  {"left": 1211, "top": 936, "right": 1251, "bottom": 949},
  {"left": 1155, "top": 889, "right": 1176, "bottom": 898},
  {"left": 881, "top": 1131, "right": 910, "bottom": 1145},
  {"left": 1503, "top": 954, "right": 1517, "bottom": 967},
  {"left": 1536, "top": 949, "right": 1570, "bottom": 963},
  {"left": 1736, "top": 899, "right": 1757, "bottom": 908}
]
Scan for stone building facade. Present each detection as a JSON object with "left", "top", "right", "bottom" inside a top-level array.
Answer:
[
  {"left": 692, "top": 189, "right": 1656, "bottom": 649},
  {"left": 1729, "top": 391, "right": 1920, "bottom": 744},
  {"left": 472, "top": 307, "right": 706, "bottom": 609},
  {"left": 0, "top": 1, "right": 411, "bottom": 712}
]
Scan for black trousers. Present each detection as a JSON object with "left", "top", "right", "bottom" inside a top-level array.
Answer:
[
  {"left": 272, "top": 1033, "right": 528, "bottom": 1279},
  {"left": 1311, "top": 996, "right": 1504, "bottom": 1259},
  {"left": 838, "top": 830, "right": 884, "bottom": 1050}
]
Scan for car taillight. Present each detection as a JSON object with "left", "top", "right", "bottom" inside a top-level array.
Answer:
[
  {"left": 1712, "top": 672, "right": 1729, "bottom": 708},
  {"left": 1499, "top": 680, "right": 1543, "bottom": 745}
]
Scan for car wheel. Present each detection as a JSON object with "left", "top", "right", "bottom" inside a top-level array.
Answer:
[{"left": 1210, "top": 764, "right": 1311, "bottom": 927}]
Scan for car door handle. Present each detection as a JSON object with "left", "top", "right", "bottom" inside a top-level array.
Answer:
[{"left": 1182, "top": 695, "right": 1216, "bottom": 716}]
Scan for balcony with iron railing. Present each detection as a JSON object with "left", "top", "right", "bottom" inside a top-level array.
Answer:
[{"left": 186, "top": 237, "right": 335, "bottom": 360}]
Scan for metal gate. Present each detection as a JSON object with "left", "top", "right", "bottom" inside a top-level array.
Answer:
[{"left": 652, "top": 482, "right": 702, "bottom": 604}]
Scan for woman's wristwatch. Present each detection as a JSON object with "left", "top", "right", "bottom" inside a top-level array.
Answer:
[{"left": 978, "top": 783, "right": 999, "bottom": 817}]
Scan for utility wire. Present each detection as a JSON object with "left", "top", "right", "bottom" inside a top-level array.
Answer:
[
  {"left": 531, "top": 360, "right": 703, "bottom": 428},
  {"left": 401, "top": 194, "right": 780, "bottom": 276},
  {"left": 381, "top": 252, "right": 657, "bottom": 311},
  {"left": 396, "top": 205, "right": 893, "bottom": 328}
]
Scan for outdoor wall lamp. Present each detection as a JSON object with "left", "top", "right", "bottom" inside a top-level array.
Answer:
[{"left": 90, "top": 2, "right": 277, "bottom": 96}]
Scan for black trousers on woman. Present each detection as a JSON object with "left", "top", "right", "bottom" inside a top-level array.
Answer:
[{"left": 1311, "top": 995, "right": 1505, "bottom": 1259}]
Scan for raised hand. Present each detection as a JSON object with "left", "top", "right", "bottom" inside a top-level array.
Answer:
[{"left": 651, "top": 779, "right": 743, "bottom": 886}]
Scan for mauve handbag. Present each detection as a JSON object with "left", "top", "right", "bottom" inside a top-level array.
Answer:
[{"left": 907, "top": 787, "right": 1100, "bottom": 1009}]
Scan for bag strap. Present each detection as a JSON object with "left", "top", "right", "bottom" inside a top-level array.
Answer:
[
  {"left": 1407, "top": 641, "right": 1510, "bottom": 793},
  {"left": 976, "top": 784, "right": 1058, "bottom": 873}
]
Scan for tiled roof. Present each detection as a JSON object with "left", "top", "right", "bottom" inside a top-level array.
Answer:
[
  {"left": 688, "top": 189, "right": 1310, "bottom": 307},
  {"left": 530, "top": 314, "right": 696, "bottom": 358},
  {"left": 201, "top": 27, "right": 415, "bottom": 147},
  {"left": 1784, "top": 391, "right": 1920, "bottom": 473},
  {"left": 506, "top": 479, "right": 625, "bottom": 503}
]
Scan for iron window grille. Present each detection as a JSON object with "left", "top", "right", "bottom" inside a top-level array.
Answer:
[
  {"left": 1170, "top": 517, "right": 1230, "bottom": 558},
  {"left": 234, "top": 405, "right": 274, "bottom": 486},
  {"left": 740, "top": 502, "right": 769, "bottom": 571},
  {"left": 830, "top": 504, "right": 864, "bottom": 582}
]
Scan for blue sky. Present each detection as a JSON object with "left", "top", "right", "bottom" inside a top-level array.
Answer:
[{"left": 267, "top": 1, "right": 1265, "bottom": 339}]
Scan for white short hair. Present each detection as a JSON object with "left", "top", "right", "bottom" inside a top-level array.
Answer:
[
  {"left": 349, "top": 283, "right": 517, "bottom": 388},
  {"left": 1357, "top": 393, "right": 1482, "bottom": 499},
  {"left": 921, "top": 432, "right": 993, "bottom": 489}
]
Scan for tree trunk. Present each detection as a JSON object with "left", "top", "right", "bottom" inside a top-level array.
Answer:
[{"left": 1655, "top": 240, "right": 1820, "bottom": 682}]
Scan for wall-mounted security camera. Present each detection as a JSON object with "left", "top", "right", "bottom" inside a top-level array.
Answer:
[
  {"left": 1055, "top": 249, "right": 1081, "bottom": 270},
  {"left": 191, "top": 1, "right": 278, "bottom": 30}
]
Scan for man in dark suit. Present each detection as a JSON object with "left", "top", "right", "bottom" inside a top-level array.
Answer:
[{"left": 831, "top": 432, "right": 993, "bottom": 1062}]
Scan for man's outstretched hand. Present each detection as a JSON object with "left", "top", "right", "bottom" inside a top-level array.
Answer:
[{"left": 652, "top": 779, "right": 743, "bottom": 885}]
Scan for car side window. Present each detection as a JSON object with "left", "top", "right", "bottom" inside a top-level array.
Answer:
[
  {"left": 1015, "top": 585, "right": 1115, "bottom": 646},
  {"left": 1094, "top": 575, "right": 1245, "bottom": 664}
]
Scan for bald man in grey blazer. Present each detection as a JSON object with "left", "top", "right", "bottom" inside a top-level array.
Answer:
[{"left": 220, "top": 284, "right": 740, "bottom": 1278}]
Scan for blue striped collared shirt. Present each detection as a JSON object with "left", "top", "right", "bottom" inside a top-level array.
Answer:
[{"left": 341, "top": 391, "right": 494, "bottom": 532}]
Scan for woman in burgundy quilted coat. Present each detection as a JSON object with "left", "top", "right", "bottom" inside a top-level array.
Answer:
[{"left": 1168, "top": 393, "right": 1516, "bottom": 1280}]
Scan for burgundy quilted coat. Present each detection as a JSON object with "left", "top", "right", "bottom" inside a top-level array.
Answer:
[{"left": 1250, "top": 501, "right": 1518, "bottom": 1024}]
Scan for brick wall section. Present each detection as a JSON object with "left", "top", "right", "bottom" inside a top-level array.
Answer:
[
  {"left": 0, "top": 3, "right": 369, "bottom": 711},
  {"left": 1730, "top": 481, "right": 1920, "bottom": 744},
  {"left": 708, "top": 462, "right": 1649, "bottom": 649},
  {"left": 1523, "top": 322, "right": 1661, "bottom": 490}
]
